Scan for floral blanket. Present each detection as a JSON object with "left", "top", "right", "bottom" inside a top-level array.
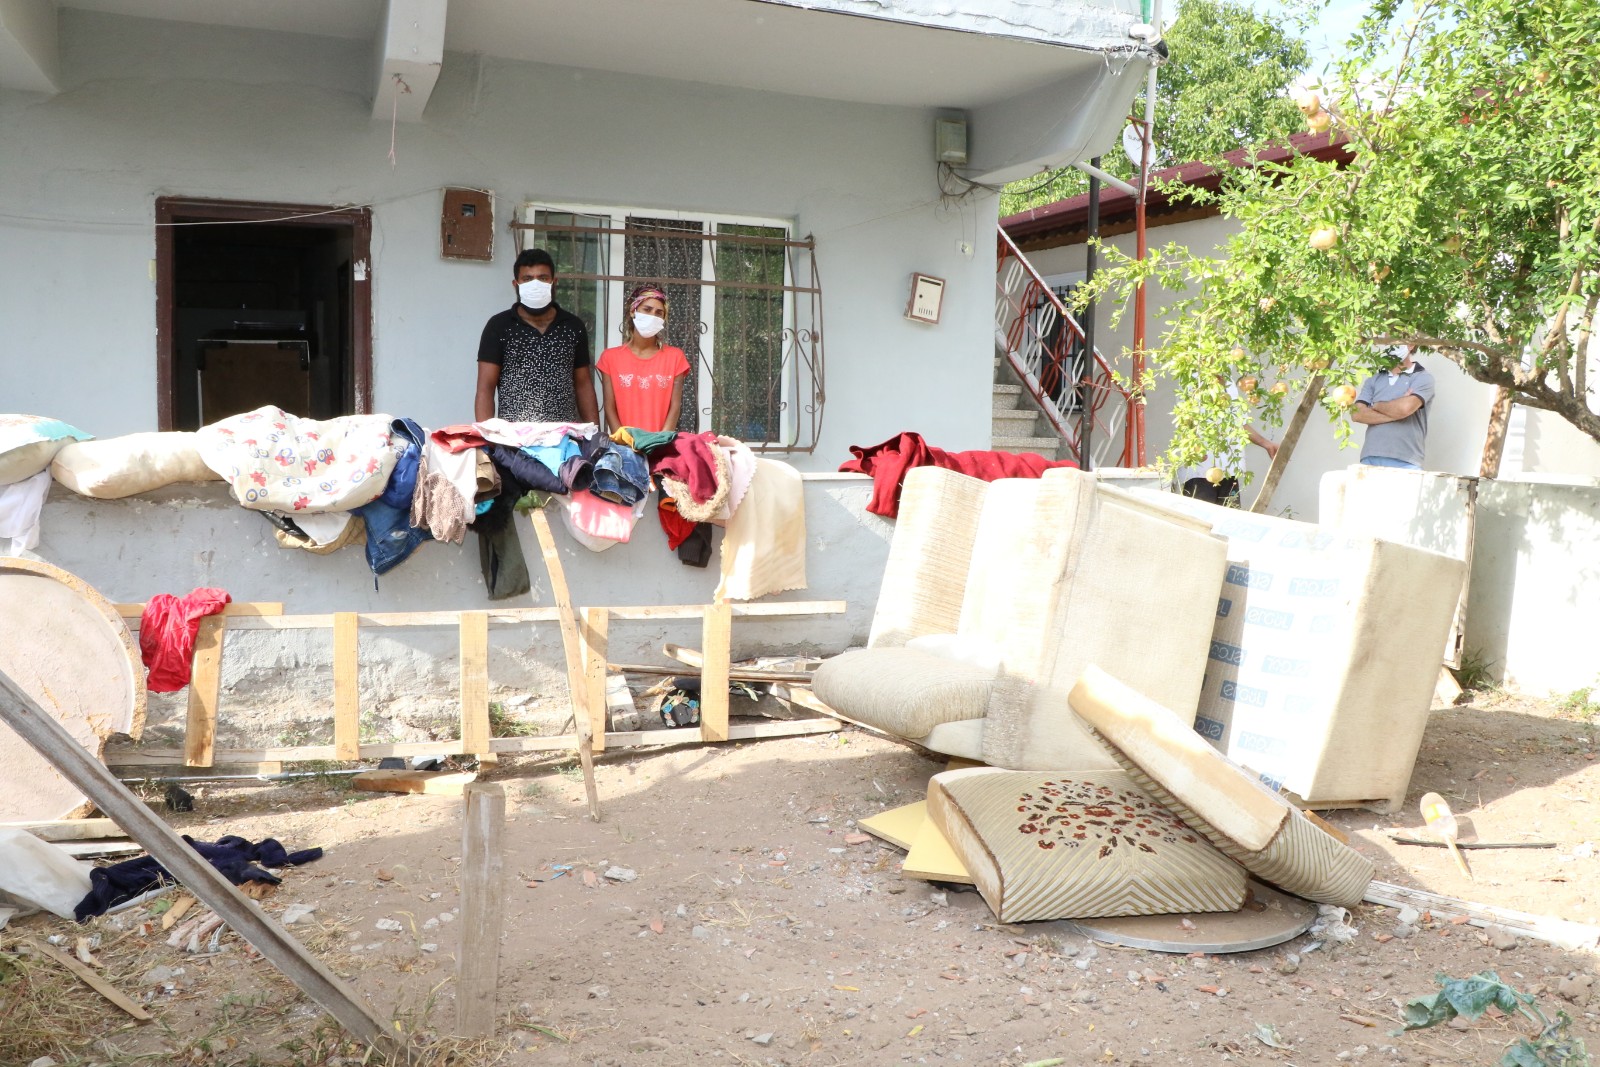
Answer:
[{"left": 196, "top": 406, "right": 398, "bottom": 513}]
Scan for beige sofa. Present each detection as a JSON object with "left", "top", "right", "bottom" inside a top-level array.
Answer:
[{"left": 813, "top": 467, "right": 1229, "bottom": 773}]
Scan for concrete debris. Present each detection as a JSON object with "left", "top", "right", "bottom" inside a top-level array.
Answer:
[{"left": 281, "top": 903, "right": 317, "bottom": 925}]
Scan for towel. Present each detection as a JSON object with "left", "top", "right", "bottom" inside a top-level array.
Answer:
[{"left": 716, "top": 458, "right": 807, "bottom": 601}]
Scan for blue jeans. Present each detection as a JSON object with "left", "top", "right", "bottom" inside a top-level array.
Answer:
[{"left": 1361, "top": 456, "right": 1420, "bottom": 469}]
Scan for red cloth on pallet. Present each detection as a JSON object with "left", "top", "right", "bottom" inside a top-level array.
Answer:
[
  {"left": 838, "top": 431, "right": 1078, "bottom": 518},
  {"left": 138, "top": 588, "right": 232, "bottom": 693}
]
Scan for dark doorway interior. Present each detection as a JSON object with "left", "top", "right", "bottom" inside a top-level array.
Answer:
[{"left": 156, "top": 199, "right": 372, "bottom": 431}]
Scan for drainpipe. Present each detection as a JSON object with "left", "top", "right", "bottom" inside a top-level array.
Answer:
[
  {"left": 1079, "top": 158, "right": 1100, "bottom": 470},
  {"left": 1130, "top": 0, "right": 1160, "bottom": 467}
]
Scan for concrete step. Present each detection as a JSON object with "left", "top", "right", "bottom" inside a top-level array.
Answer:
[
  {"left": 990, "top": 436, "right": 1062, "bottom": 459},
  {"left": 992, "top": 384, "right": 1025, "bottom": 412},
  {"left": 992, "top": 409, "right": 1040, "bottom": 432}
]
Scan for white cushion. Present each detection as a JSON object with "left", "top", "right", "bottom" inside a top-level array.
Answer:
[{"left": 51, "top": 432, "right": 219, "bottom": 498}]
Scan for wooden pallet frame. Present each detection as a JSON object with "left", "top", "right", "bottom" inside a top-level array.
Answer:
[{"left": 111, "top": 599, "right": 846, "bottom": 769}]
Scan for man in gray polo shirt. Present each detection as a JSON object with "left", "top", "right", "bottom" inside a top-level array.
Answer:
[{"left": 1351, "top": 345, "right": 1435, "bottom": 468}]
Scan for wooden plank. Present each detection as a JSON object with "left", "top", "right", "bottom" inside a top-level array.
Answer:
[
  {"left": 0, "top": 668, "right": 408, "bottom": 1061},
  {"left": 858, "top": 801, "right": 928, "bottom": 851},
  {"left": 353, "top": 770, "right": 477, "bottom": 796},
  {"left": 333, "top": 612, "right": 360, "bottom": 761},
  {"left": 608, "top": 661, "right": 813, "bottom": 684},
  {"left": 459, "top": 611, "right": 491, "bottom": 760},
  {"left": 529, "top": 508, "right": 600, "bottom": 820},
  {"left": 1364, "top": 880, "right": 1600, "bottom": 952},
  {"left": 457, "top": 783, "right": 506, "bottom": 1039},
  {"left": 116, "top": 601, "right": 283, "bottom": 621},
  {"left": 184, "top": 614, "right": 226, "bottom": 768},
  {"left": 609, "top": 600, "right": 845, "bottom": 621},
  {"left": 699, "top": 603, "right": 732, "bottom": 744},
  {"left": 901, "top": 817, "right": 975, "bottom": 885},
  {"left": 165, "top": 601, "right": 843, "bottom": 631},
  {"left": 3, "top": 817, "right": 123, "bottom": 841},
  {"left": 53, "top": 840, "right": 145, "bottom": 859},
  {"left": 22, "top": 939, "right": 152, "bottom": 1022},
  {"left": 581, "top": 608, "right": 609, "bottom": 753}
]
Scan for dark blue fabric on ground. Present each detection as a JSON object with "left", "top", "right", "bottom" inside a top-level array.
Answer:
[{"left": 73, "top": 835, "right": 323, "bottom": 922}]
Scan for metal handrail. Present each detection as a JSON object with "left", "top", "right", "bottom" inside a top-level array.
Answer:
[{"left": 994, "top": 228, "right": 1133, "bottom": 469}]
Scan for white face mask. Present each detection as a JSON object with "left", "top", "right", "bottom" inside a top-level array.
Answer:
[
  {"left": 632, "top": 312, "right": 666, "bottom": 339},
  {"left": 517, "top": 278, "right": 553, "bottom": 311}
]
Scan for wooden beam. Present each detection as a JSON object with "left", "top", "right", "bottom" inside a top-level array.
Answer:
[
  {"left": 459, "top": 612, "right": 491, "bottom": 761},
  {"left": 456, "top": 783, "right": 505, "bottom": 1038},
  {"left": 184, "top": 615, "right": 226, "bottom": 767},
  {"left": 0, "top": 667, "right": 409, "bottom": 1061},
  {"left": 332, "top": 612, "right": 360, "bottom": 761},
  {"left": 581, "top": 608, "right": 609, "bottom": 753},
  {"left": 117, "top": 601, "right": 283, "bottom": 622},
  {"left": 698, "top": 603, "right": 733, "bottom": 744},
  {"left": 3, "top": 817, "right": 123, "bottom": 841},
  {"left": 22, "top": 940, "right": 151, "bottom": 1022},
  {"left": 529, "top": 508, "right": 600, "bottom": 820},
  {"left": 353, "top": 770, "right": 476, "bottom": 796},
  {"left": 608, "top": 661, "right": 813, "bottom": 684},
  {"left": 1364, "top": 880, "right": 1600, "bottom": 952},
  {"left": 118, "top": 601, "right": 843, "bottom": 632}
]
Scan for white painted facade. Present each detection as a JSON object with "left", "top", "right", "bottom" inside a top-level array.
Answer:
[
  {"left": 0, "top": 1, "right": 1155, "bottom": 468},
  {"left": 1024, "top": 219, "right": 1600, "bottom": 520}
]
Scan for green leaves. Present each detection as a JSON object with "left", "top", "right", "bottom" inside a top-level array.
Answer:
[
  {"left": 1400, "top": 971, "right": 1531, "bottom": 1030},
  {"left": 1398, "top": 971, "right": 1591, "bottom": 1067},
  {"left": 1000, "top": 0, "right": 1311, "bottom": 215},
  {"left": 1075, "top": 0, "right": 1600, "bottom": 467}
]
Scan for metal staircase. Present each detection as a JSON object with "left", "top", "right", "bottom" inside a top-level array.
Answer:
[{"left": 993, "top": 228, "right": 1135, "bottom": 467}]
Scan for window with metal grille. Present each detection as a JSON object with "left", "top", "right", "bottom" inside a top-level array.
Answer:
[{"left": 514, "top": 204, "right": 824, "bottom": 452}]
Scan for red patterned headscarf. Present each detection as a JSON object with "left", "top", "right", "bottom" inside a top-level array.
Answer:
[{"left": 627, "top": 285, "right": 669, "bottom": 316}]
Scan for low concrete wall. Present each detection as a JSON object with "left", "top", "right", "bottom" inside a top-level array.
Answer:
[
  {"left": 31, "top": 474, "right": 888, "bottom": 750},
  {"left": 1467, "top": 476, "right": 1600, "bottom": 696}
]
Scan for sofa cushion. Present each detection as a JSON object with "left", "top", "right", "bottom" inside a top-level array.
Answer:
[
  {"left": 1069, "top": 665, "right": 1375, "bottom": 907},
  {"left": 811, "top": 647, "right": 992, "bottom": 740},
  {"left": 927, "top": 766, "right": 1248, "bottom": 922},
  {"left": 869, "top": 467, "right": 991, "bottom": 648}
]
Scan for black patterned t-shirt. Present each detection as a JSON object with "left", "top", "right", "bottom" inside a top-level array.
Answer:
[{"left": 476, "top": 303, "right": 591, "bottom": 422}]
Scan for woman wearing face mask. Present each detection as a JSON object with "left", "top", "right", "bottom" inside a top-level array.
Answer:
[{"left": 595, "top": 286, "right": 690, "bottom": 433}]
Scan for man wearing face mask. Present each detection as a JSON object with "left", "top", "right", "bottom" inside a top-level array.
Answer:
[{"left": 474, "top": 248, "right": 600, "bottom": 424}]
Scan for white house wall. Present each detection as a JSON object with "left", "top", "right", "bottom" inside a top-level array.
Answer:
[
  {"left": 0, "top": 9, "right": 1001, "bottom": 468},
  {"left": 1024, "top": 219, "right": 1600, "bottom": 519}
]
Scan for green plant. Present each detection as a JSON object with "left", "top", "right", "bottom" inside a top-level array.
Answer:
[
  {"left": 1399, "top": 971, "right": 1589, "bottom": 1066},
  {"left": 489, "top": 700, "right": 540, "bottom": 738},
  {"left": 519, "top": 781, "right": 545, "bottom": 799},
  {"left": 1557, "top": 685, "right": 1600, "bottom": 721},
  {"left": 1455, "top": 649, "right": 1498, "bottom": 694}
]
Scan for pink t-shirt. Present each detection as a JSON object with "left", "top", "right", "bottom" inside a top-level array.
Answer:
[{"left": 597, "top": 344, "right": 691, "bottom": 432}]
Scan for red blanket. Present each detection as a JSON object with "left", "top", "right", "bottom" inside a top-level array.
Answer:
[{"left": 839, "top": 432, "right": 1077, "bottom": 518}]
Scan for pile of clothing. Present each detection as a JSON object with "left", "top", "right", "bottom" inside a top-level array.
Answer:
[
  {"left": 6, "top": 405, "right": 808, "bottom": 602},
  {"left": 190, "top": 407, "right": 796, "bottom": 600}
]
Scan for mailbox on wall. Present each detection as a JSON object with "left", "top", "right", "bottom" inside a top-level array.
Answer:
[{"left": 441, "top": 187, "right": 494, "bottom": 261}]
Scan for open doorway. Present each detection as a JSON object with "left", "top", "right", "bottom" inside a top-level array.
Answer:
[{"left": 155, "top": 198, "right": 372, "bottom": 431}]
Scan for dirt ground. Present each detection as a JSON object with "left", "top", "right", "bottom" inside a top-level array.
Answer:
[{"left": 3, "top": 688, "right": 1598, "bottom": 1067}]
